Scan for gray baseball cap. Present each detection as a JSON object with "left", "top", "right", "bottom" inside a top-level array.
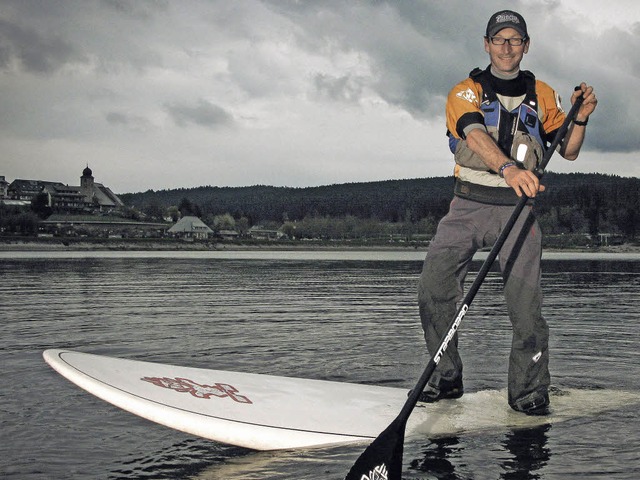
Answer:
[{"left": 486, "top": 10, "right": 528, "bottom": 38}]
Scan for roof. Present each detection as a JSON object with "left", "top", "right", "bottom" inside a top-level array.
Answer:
[
  {"left": 9, "top": 179, "right": 64, "bottom": 194},
  {"left": 168, "top": 216, "right": 213, "bottom": 234},
  {"left": 88, "top": 183, "right": 125, "bottom": 208}
]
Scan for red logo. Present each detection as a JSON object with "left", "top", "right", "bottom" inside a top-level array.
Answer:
[{"left": 141, "top": 376, "right": 252, "bottom": 404}]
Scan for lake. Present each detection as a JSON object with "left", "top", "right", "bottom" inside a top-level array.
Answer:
[{"left": 1, "top": 250, "right": 639, "bottom": 479}]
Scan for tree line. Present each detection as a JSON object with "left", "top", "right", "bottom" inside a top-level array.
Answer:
[
  {"left": 2, "top": 172, "right": 637, "bottom": 242},
  {"left": 119, "top": 172, "right": 638, "bottom": 241}
]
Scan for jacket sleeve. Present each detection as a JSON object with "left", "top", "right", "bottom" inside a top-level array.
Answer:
[
  {"left": 446, "top": 78, "right": 485, "bottom": 140},
  {"left": 536, "top": 79, "right": 567, "bottom": 143}
]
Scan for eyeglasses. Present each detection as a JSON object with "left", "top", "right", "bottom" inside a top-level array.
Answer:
[{"left": 488, "top": 36, "right": 527, "bottom": 46}]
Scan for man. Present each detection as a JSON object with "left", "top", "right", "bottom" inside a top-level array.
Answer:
[{"left": 417, "top": 10, "right": 597, "bottom": 414}]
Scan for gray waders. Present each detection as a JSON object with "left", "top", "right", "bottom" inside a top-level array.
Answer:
[{"left": 418, "top": 196, "right": 550, "bottom": 407}]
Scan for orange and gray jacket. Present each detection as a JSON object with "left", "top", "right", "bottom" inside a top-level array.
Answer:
[{"left": 446, "top": 67, "right": 566, "bottom": 204}]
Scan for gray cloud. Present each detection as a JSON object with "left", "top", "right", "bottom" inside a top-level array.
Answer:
[
  {"left": 165, "top": 99, "right": 234, "bottom": 128},
  {"left": 0, "top": 18, "right": 86, "bottom": 73},
  {"left": 100, "top": 0, "right": 169, "bottom": 19},
  {"left": 313, "top": 73, "right": 364, "bottom": 103},
  {"left": 532, "top": 19, "right": 640, "bottom": 153},
  {"left": 105, "top": 111, "right": 152, "bottom": 132},
  {"left": 261, "top": 1, "right": 485, "bottom": 116}
]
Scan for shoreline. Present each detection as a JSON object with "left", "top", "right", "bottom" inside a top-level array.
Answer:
[{"left": 1, "top": 238, "right": 639, "bottom": 254}]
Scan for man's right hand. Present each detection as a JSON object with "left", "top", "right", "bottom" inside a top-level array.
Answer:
[{"left": 502, "top": 165, "right": 546, "bottom": 197}]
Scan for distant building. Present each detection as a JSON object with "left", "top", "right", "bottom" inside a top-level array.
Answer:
[
  {"left": 3, "top": 166, "right": 124, "bottom": 212},
  {"left": 76, "top": 165, "right": 125, "bottom": 210},
  {"left": 168, "top": 216, "right": 213, "bottom": 240},
  {"left": 6, "top": 179, "right": 63, "bottom": 201},
  {"left": 0, "top": 176, "right": 43, "bottom": 207},
  {"left": 218, "top": 229, "right": 240, "bottom": 240},
  {"left": 0, "top": 176, "right": 9, "bottom": 198},
  {"left": 248, "top": 227, "right": 284, "bottom": 240}
]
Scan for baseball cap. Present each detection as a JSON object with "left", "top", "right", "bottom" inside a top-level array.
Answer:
[{"left": 486, "top": 10, "right": 528, "bottom": 38}]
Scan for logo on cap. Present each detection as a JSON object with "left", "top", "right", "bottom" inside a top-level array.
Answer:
[{"left": 495, "top": 12, "right": 521, "bottom": 25}]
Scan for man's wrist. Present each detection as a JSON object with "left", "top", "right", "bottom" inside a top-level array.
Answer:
[
  {"left": 573, "top": 117, "right": 589, "bottom": 126},
  {"left": 498, "top": 161, "right": 517, "bottom": 178}
]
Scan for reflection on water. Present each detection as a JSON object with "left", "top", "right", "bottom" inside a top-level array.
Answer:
[
  {"left": 406, "top": 425, "right": 550, "bottom": 480},
  {"left": 411, "top": 436, "right": 462, "bottom": 479},
  {"left": 500, "top": 425, "right": 551, "bottom": 480},
  {"left": 1, "top": 251, "right": 639, "bottom": 479}
]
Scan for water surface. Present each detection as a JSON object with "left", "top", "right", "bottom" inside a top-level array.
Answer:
[{"left": 1, "top": 251, "right": 638, "bottom": 479}]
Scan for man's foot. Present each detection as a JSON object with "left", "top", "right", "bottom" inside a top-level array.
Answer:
[
  {"left": 511, "top": 390, "right": 550, "bottom": 416},
  {"left": 410, "top": 377, "right": 464, "bottom": 403}
]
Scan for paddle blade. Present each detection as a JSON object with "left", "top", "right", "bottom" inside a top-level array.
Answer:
[{"left": 345, "top": 418, "right": 406, "bottom": 480}]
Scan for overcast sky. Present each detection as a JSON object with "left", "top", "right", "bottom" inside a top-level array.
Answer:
[{"left": 1, "top": 0, "right": 638, "bottom": 194}]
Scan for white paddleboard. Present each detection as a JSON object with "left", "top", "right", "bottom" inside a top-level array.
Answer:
[{"left": 43, "top": 349, "right": 640, "bottom": 450}]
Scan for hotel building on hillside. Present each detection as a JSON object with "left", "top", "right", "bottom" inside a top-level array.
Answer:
[{"left": 1, "top": 166, "right": 124, "bottom": 213}]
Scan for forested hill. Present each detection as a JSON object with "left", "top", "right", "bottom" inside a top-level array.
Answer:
[
  {"left": 120, "top": 172, "right": 639, "bottom": 238},
  {"left": 121, "top": 176, "right": 455, "bottom": 223}
]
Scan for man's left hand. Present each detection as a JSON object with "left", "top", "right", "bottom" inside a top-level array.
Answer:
[{"left": 572, "top": 82, "right": 597, "bottom": 122}]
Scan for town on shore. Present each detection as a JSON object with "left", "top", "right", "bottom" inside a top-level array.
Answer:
[{"left": 1, "top": 167, "right": 638, "bottom": 253}]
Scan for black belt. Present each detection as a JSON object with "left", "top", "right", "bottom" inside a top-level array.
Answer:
[{"left": 454, "top": 179, "right": 533, "bottom": 206}]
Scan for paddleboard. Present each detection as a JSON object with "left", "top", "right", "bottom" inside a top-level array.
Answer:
[{"left": 43, "top": 349, "right": 640, "bottom": 450}]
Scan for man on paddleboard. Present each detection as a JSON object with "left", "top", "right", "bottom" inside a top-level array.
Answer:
[{"left": 417, "top": 10, "right": 597, "bottom": 414}]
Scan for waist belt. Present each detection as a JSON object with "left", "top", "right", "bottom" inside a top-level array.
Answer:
[{"left": 454, "top": 179, "right": 534, "bottom": 206}]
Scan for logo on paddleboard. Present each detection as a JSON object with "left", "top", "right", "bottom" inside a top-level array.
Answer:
[
  {"left": 141, "top": 377, "right": 252, "bottom": 404},
  {"left": 361, "top": 463, "right": 388, "bottom": 480}
]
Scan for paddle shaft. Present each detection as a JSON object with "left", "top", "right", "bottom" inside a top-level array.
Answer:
[{"left": 345, "top": 90, "right": 585, "bottom": 480}]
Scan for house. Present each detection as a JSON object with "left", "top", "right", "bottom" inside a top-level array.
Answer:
[
  {"left": 218, "top": 229, "right": 240, "bottom": 240},
  {"left": 248, "top": 227, "right": 284, "bottom": 240},
  {"left": 168, "top": 216, "right": 213, "bottom": 240}
]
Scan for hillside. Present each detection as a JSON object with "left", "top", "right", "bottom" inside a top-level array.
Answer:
[
  {"left": 120, "top": 173, "right": 639, "bottom": 239},
  {"left": 121, "top": 177, "right": 454, "bottom": 223}
]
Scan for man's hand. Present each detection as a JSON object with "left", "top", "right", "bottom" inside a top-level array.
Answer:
[
  {"left": 502, "top": 165, "right": 546, "bottom": 197},
  {"left": 561, "top": 82, "right": 597, "bottom": 160},
  {"left": 466, "top": 128, "right": 546, "bottom": 197},
  {"left": 572, "top": 82, "right": 597, "bottom": 122}
]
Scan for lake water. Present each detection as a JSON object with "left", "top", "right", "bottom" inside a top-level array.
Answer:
[{"left": 1, "top": 250, "right": 639, "bottom": 479}]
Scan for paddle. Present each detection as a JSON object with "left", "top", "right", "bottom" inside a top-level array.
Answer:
[{"left": 345, "top": 89, "right": 585, "bottom": 480}]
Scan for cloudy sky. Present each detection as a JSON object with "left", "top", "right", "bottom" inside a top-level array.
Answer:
[{"left": 1, "top": 0, "right": 638, "bottom": 194}]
